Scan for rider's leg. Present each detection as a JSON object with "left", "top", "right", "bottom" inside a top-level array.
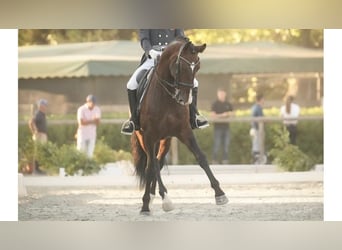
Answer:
[
  {"left": 189, "top": 79, "right": 209, "bottom": 129},
  {"left": 121, "top": 58, "right": 154, "bottom": 135},
  {"left": 121, "top": 88, "right": 139, "bottom": 135}
]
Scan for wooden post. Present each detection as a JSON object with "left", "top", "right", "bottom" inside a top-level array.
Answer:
[
  {"left": 170, "top": 137, "right": 178, "bottom": 165},
  {"left": 18, "top": 173, "right": 27, "bottom": 197},
  {"left": 30, "top": 104, "right": 34, "bottom": 117},
  {"left": 258, "top": 120, "right": 265, "bottom": 162},
  {"left": 316, "top": 73, "right": 321, "bottom": 103}
]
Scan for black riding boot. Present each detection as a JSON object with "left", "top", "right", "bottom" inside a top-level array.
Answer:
[
  {"left": 121, "top": 89, "right": 139, "bottom": 135},
  {"left": 189, "top": 87, "right": 209, "bottom": 129}
]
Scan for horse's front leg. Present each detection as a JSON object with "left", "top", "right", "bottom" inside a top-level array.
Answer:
[
  {"left": 141, "top": 139, "right": 169, "bottom": 214},
  {"left": 148, "top": 139, "right": 174, "bottom": 212},
  {"left": 140, "top": 159, "right": 154, "bottom": 215},
  {"left": 178, "top": 132, "right": 228, "bottom": 205},
  {"left": 148, "top": 148, "right": 161, "bottom": 208}
]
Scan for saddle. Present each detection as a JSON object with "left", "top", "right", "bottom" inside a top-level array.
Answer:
[{"left": 136, "top": 67, "right": 154, "bottom": 114}]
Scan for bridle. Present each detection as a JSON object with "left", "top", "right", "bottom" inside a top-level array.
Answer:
[{"left": 156, "top": 41, "right": 200, "bottom": 103}]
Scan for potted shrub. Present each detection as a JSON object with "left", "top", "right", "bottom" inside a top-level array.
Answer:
[{"left": 18, "top": 139, "right": 36, "bottom": 174}]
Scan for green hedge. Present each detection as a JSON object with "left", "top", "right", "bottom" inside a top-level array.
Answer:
[
  {"left": 178, "top": 120, "right": 323, "bottom": 165},
  {"left": 18, "top": 123, "right": 131, "bottom": 152},
  {"left": 268, "top": 125, "right": 315, "bottom": 171},
  {"left": 18, "top": 120, "right": 323, "bottom": 166}
]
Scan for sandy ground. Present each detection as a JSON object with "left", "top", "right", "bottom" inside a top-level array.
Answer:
[{"left": 18, "top": 165, "right": 323, "bottom": 221}]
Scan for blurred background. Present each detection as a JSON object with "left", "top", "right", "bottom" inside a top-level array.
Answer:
[
  {"left": 18, "top": 29, "right": 323, "bottom": 170},
  {"left": 18, "top": 29, "right": 323, "bottom": 114}
]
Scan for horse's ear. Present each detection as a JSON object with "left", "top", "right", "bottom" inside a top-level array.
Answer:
[{"left": 196, "top": 43, "right": 206, "bottom": 53}]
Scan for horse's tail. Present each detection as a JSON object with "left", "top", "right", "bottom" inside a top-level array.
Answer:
[{"left": 131, "top": 132, "right": 147, "bottom": 189}]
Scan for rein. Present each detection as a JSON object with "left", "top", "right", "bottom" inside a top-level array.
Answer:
[{"left": 156, "top": 73, "right": 180, "bottom": 100}]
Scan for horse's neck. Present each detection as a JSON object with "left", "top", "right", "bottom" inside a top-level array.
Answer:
[
  {"left": 151, "top": 74, "right": 172, "bottom": 101},
  {"left": 143, "top": 73, "right": 175, "bottom": 112}
]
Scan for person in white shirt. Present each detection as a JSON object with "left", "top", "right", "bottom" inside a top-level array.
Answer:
[
  {"left": 76, "top": 95, "right": 101, "bottom": 157},
  {"left": 280, "top": 95, "right": 300, "bottom": 144}
]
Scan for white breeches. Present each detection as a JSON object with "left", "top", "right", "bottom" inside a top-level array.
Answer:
[{"left": 127, "top": 57, "right": 199, "bottom": 90}]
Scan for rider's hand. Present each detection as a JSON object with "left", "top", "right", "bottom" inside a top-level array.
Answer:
[{"left": 148, "top": 49, "right": 161, "bottom": 60}]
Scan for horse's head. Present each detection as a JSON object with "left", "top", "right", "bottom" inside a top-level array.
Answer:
[{"left": 156, "top": 38, "right": 206, "bottom": 105}]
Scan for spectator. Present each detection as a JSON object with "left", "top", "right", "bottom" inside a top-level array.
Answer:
[
  {"left": 76, "top": 95, "right": 101, "bottom": 158},
  {"left": 280, "top": 95, "right": 300, "bottom": 144},
  {"left": 210, "top": 88, "right": 234, "bottom": 164},
  {"left": 28, "top": 99, "right": 48, "bottom": 174},
  {"left": 250, "top": 93, "right": 265, "bottom": 163}
]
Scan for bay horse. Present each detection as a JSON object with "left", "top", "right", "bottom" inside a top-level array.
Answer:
[{"left": 131, "top": 37, "right": 228, "bottom": 215}]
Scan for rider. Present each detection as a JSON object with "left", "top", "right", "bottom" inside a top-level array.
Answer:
[{"left": 121, "top": 29, "right": 209, "bottom": 135}]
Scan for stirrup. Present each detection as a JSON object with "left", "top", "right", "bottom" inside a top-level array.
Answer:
[
  {"left": 195, "top": 115, "right": 209, "bottom": 129},
  {"left": 121, "top": 120, "right": 135, "bottom": 135}
]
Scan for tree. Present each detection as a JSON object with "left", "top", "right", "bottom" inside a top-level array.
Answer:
[
  {"left": 18, "top": 29, "right": 138, "bottom": 46},
  {"left": 19, "top": 29, "right": 323, "bottom": 49},
  {"left": 185, "top": 29, "right": 323, "bottom": 48}
]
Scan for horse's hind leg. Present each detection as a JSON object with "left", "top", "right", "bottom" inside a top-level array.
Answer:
[
  {"left": 179, "top": 133, "right": 228, "bottom": 205},
  {"left": 156, "top": 138, "right": 174, "bottom": 212},
  {"left": 148, "top": 149, "right": 172, "bottom": 210},
  {"left": 141, "top": 138, "right": 166, "bottom": 214},
  {"left": 156, "top": 138, "right": 171, "bottom": 195}
]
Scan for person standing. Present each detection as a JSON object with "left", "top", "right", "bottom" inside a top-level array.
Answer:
[
  {"left": 76, "top": 94, "right": 101, "bottom": 158},
  {"left": 28, "top": 99, "right": 48, "bottom": 174},
  {"left": 121, "top": 29, "right": 208, "bottom": 135},
  {"left": 280, "top": 95, "right": 300, "bottom": 144},
  {"left": 210, "top": 88, "right": 234, "bottom": 164},
  {"left": 250, "top": 93, "right": 265, "bottom": 163}
]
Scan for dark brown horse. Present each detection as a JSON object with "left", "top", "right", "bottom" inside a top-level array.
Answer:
[{"left": 131, "top": 37, "right": 228, "bottom": 214}]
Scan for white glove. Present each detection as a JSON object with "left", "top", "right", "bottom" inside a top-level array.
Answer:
[{"left": 149, "top": 49, "right": 162, "bottom": 60}]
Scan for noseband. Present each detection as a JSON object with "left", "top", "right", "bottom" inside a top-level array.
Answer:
[{"left": 156, "top": 41, "right": 200, "bottom": 103}]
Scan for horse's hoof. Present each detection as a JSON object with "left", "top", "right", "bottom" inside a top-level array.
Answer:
[
  {"left": 162, "top": 202, "right": 174, "bottom": 212},
  {"left": 162, "top": 194, "right": 174, "bottom": 212},
  {"left": 140, "top": 210, "right": 152, "bottom": 216},
  {"left": 215, "top": 194, "right": 229, "bottom": 205}
]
